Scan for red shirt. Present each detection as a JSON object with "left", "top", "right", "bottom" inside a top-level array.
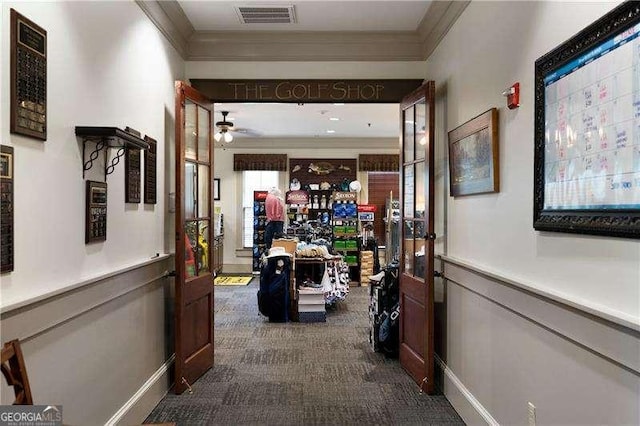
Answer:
[{"left": 265, "top": 193, "right": 284, "bottom": 222}]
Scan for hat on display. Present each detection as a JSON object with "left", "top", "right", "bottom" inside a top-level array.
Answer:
[
  {"left": 320, "top": 181, "right": 331, "bottom": 190},
  {"left": 265, "top": 246, "right": 293, "bottom": 258},
  {"left": 349, "top": 180, "right": 362, "bottom": 192}
]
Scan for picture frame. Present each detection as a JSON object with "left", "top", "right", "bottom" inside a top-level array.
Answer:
[
  {"left": 10, "top": 9, "right": 47, "bottom": 141},
  {"left": 124, "top": 147, "right": 141, "bottom": 203},
  {"left": 143, "top": 135, "right": 157, "bottom": 204},
  {"left": 214, "top": 178, "right": 220, "bottom": 201},
  {"left": 85, "top": 180, "right": 107, "bottom": 244},
  {"left": 533, "top": 2, "right": 640, "bottom": 239},
  {"left": 448, "top": 108, "right": 499, "bottom": 197},
  {"left": 1, "top": 145, "right": 15, "bottom": 273}
]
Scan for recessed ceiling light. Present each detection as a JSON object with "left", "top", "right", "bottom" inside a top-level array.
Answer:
[
  {"left": 333, "top": 103, "right": 344, "bottom": 106},
  {"left": 326, "top": 130, "right": 336, "bottom": 134},
  {"left": 329, "top": 117, "right": 340, "bottom": 121}
]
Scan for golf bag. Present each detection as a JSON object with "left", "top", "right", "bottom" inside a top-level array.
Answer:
[
  {"left": 368, "top": 262, "right": 400, "bottom": 355},
  {"left": 257, "top": 255, "right": 290, "bottom": 322}
]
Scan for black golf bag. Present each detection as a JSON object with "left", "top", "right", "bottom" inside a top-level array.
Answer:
[
  {"left": 257, "top": 255, "right": 290, "bottom": 322},
  {"left": 369, "top": 262, "right": 400, "bottom": 355}
]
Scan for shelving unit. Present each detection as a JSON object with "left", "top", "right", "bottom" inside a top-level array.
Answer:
[
  {"left": 252, "top": 190, "right": 268, "bottom": 272},
  {"left": 76, "top": 126, "right": 150, "bottom": 180},
  {"left": 332, "top": 191, "right": 360, "bottom": 282}
]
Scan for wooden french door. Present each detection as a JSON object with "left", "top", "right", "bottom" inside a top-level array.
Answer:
[
  {"left": 174, "top": 81, "right": 215, "bottom": 394},
  {"left": 398, "top": 81, "right": 435, "bottom": 394}
]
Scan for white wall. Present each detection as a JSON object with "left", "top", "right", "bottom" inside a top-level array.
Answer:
[
  {"left": 427, "top": 2, "right": 640, "bottom": 424},
  {"left": 0, "top": 1, "right": 183, "bottom": 310},
  {"left": 187, "top": 61, "right": 426, "bottom": 79},
  {"left": 426, "top": 1, "right": 639, "bottom": 325}
]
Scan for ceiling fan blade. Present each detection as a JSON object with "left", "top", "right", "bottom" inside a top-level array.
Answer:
[{"left": 233, "top": 127, "right": 261, "bottom": 137}]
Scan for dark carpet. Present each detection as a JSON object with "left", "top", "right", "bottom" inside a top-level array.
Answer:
[{"left": 145, "top": 281, "right": 464, "bottom": 425}]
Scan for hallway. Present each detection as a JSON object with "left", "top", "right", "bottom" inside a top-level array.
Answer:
[{"left": 146, "top": 282, "right": 464, "bottom": 425}]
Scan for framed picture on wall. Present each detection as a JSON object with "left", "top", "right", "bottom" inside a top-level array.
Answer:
[
  {"left": 448, "top": 108, "right": 499, "bottom": 197},
  {"left": 533, "top": 2, "right": 640, "bottom": 238}
]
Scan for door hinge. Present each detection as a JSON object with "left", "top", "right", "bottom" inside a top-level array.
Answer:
[
  {"left": 181, "top": 377, "right": 193, "bottom": 394},
  {"left": 419, "top": 376, "right": 428, "bottom": 394}
]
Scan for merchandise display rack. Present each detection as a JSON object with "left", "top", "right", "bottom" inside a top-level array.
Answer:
[{"left": 332, "top": 191, "right": 360, "bottom": 281}]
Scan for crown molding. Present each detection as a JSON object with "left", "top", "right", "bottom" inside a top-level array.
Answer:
[
  {"left": 189, "top": 31, "right": 424, "bottom": 62},
  {"left": 137, "top": 0, "right": 467, "bottom": 62},
  {"left": 135, "top": 0, "right": 194, "bottom": 58},
  {"left": 418, "top": 0, "right": 471, "bottom": 59}
]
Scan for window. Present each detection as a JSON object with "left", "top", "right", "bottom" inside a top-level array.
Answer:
[{"left": 242, "top": 170, "right": 279, "bottom": 248}]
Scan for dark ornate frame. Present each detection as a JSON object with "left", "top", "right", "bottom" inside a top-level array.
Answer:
[{"left": 533, "top": 1, "right": 640, "bottom": 239}]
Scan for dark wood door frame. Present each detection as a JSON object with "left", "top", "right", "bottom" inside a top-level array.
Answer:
[
  {"left": 172, "top": 77, "right": 435, "bottom": 394},
  {"left": 174, "top": 81, "right": 215, "bottom": 394},
  {"left": 398, "top": 82, "right": 436, "bottom": 394}
]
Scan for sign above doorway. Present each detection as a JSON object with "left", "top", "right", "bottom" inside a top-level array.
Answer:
[{"left": 190, "top": 79, "right": 424, "bottom": 103}]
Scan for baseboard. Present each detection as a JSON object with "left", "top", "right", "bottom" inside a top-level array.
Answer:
[
  {"left": 223, "top": 263, "right": 252, "bottom": 274},
  {"left": 435, "top": 355, "right": 498, "bottom": 426},
  {"left": 105, "top": 354, "right": 175, "bottom": 426}
]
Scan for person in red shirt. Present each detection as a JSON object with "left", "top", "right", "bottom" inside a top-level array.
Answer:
[{"left": 265, "top": 187, "right": 285, "bottom": 249}]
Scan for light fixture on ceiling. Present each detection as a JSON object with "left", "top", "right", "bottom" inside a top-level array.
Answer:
[{"left": 215, "top": 111, "right": 234, "bottom": 143}]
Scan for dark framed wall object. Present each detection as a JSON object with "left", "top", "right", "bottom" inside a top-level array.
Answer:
[
  {"left": 144, "top": 136, "right": 157, "bottom": 204},
  {"left": 125, "top": 147, "right": 141, "bottom": 203},
  {"left": 10, "top": 9, "right": 47, "bottom": 141},
  {"left": 1, "top": 146, "right": 15, "bottom": 273},
  {"left": 448, "top": 108, "right": 499, "bottom": 197},
  {"left": 214, "top": 178, "right": 220, "bottom": 201},
  {"left": 534, "top": 2, "right": 640, "bottom": 238},
  {"left": 86, "top": 180, "right": 107, "bottom": 244}
]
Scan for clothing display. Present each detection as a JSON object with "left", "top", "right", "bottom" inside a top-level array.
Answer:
[{"left": 265, "top": 188, "right": 285, "bottom": 249}]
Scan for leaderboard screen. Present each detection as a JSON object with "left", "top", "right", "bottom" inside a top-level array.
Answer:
[{"left": 543, "top": 22, "right": 640, "bottom": 210}]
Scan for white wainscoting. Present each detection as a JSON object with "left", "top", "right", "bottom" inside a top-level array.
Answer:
[
  {"left": 0, "top": 256, "right": 175, "bottom": 425},
  {"left": 435, "top": 255, "right": 640, "bottom": 425}
]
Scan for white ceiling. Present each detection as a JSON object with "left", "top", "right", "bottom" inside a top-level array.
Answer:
[
  {"left": 176, "top": 1, "right": 431, "bottom": 140},
  {"left": 215, "top": 102, "right": 399, "bottom": 139},
  {"left": 178, "top": 1, "right": 431, "bottom": 32}
]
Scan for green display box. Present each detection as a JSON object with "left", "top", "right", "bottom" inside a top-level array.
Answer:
[
  {"left": 334, "top": 240, "right": 346, "bottom": 249},
  {"left": 345, "top": 255, "right": 358, "bottom": 264},
  {"left": 345, "top": 240, "right": 358, "bottom": 250}
]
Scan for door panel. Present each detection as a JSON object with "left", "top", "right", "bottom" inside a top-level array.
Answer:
[
  {"left": 175, "top": 81, "right": 215, "bottom": 394},
  {"left": 398, "top": 81, "right": 435, "bottom": 394}
]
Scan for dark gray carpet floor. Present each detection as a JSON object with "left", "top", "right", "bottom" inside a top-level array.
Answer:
[{"left": 145, "top": 280, "right": 465, "bottom": 425}]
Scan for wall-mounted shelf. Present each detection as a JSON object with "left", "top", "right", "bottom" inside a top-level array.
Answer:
[{"left": 76, "top": 126, "right": 150, "bottom": 180}]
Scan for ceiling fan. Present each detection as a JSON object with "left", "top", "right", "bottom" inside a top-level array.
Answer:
[
  {"left": 214, "top": 110, "right": 260, "bottom": 143},
  {"left": 214, "top": 111, "right": 234, "bottom": 143}
]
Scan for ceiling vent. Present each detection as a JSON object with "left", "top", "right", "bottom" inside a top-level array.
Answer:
[{"left": 235, "top": 5, "right": 297, "bottom": 24}]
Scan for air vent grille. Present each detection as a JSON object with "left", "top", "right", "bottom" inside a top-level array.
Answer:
[{"left": 235, "top": 6, "right": 296, "bottom": 24}]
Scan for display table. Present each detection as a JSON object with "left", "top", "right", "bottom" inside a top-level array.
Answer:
[{"left": 291, "top": 256, "right": 341, "bottom": 321}]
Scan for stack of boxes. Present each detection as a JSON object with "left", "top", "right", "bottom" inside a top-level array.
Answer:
[
  {"left": 297, "top": 287, "right": 326, "bottom": 322},
  {"left": 360, "top": 250, "right": 374, "bottom": 285}
]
